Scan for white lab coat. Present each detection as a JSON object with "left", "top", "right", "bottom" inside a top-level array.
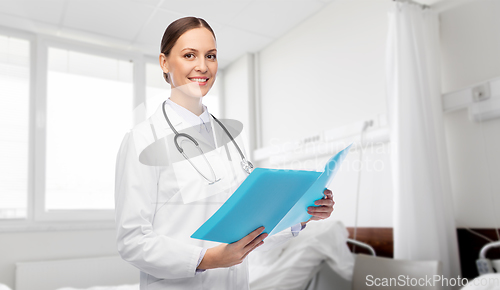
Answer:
[{"left": 115, "top": 103, "right": 297, "bottom": 290}]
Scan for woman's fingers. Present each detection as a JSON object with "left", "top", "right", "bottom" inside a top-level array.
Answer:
[
  {"left": 309, "top": 216, "right": 324, "bottom": 221},
  {"left": 205, "top": 227, "right": 267, "bottom": 269},
  {"left": 232, "top": 228, "right": 267, "bottom": 261},
  {"left": 306, "top": 188, "right": 335, "bottom": 221},
  {"left": 308, "top": 206, "right": 333, "bottom": 213},
  {"left": 308, "top": 210, "right": 332, "bottom": 218},
  {"left": 243, "top": 233, "right": 267, "bottom": 253},
  {"left": 236, "top": 226, "right": 265, "bottom": 247},
  {"left": 314, "top": 199, "right": 334, "bottom": 206},
  {"left": 310, "top": 212, "right": 331, "bottom": 219},
  {"left": 242, "top": 240, "right": 265, "bottom": 260}
]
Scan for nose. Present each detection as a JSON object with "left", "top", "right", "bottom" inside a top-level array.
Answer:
[{"left": 195, "top": 58, "right": 208, "bottom": 73}]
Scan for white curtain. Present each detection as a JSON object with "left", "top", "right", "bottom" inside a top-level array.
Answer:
[{"left": 386, "top": 1, "right": 461, "bottom": 284}]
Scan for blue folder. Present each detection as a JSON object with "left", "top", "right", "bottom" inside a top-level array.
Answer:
[{"left": 191, "top": 144, "right": 352, "bottom": 243}]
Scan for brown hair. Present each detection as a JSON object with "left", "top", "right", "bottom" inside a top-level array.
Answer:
[{"left": 160, "top": 17, "right": 216, "bottom": 84}]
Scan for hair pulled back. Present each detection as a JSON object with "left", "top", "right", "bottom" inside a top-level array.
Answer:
[{"left": 160, "top": 17, "right": 216, "bottom": 84}]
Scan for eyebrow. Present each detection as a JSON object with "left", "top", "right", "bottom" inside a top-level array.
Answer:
[{"left": 181, "top": 48, "right": 217, "bottom": 53}]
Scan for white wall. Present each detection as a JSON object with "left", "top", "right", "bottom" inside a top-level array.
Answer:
[
  {"left": 0, "top": 229, "right": 121, "bottom": 289},
  {"left": 254, "top": 0, "right": 394, "bottom": 228},
  {"left": 258, "top": 0, "right": 391, "bottom": 147},
  {"left": 221, "top": 53, "right": 255, "bottom": 158},
  {"left": 245, "top": 0, "right": 500, "bottom": 229},
  {"left": 440, "top": 0, "right": 500, "bottom": 228}
]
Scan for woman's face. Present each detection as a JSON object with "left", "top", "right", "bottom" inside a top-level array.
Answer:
[{"left": 160, "top": 27, "right": 218, "bottom": 97}]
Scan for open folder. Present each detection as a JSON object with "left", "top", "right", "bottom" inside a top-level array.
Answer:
[{"left": 191, "top": 144, "right": 352, "bottom": 244}]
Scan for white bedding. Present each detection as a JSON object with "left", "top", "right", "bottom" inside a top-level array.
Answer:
[
  {"left": 248, "top": 219, "right": 355, "bottom": 290},
  {"left": 461, "top": 274, "right": 500, "bottom": 290},
  {"left": 56, "top": 284, "right": 139, "bottom": 290}
]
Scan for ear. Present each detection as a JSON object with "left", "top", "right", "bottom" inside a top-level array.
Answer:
[{"left": 159, "top": 53, "right": 169, "bottom": 74}]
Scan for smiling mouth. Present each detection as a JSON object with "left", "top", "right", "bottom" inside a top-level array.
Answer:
[{"left": 189, "top": 78, "right": 209, "bottom": 83}]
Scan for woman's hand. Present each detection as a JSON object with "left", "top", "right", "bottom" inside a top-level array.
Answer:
[
  {"left": 301, "top": 189, "right": 335, "bottom": 227},
  {"left": 197, "top": 227, "right": 267, "bottom": 270}
]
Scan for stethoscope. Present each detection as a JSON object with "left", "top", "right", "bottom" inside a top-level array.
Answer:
[{"left": 162, "top": 100, "right": 253, "bottom": 184}]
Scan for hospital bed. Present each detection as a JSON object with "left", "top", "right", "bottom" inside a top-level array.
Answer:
[
  {"left": 249, "top": 218, "right": 443, "bottom": 290},
  {"left": 303, "top": 239, "right": 375, "bottom": 290},
  {"left": 476, "top": 241, "right": 500, "bottom": 275},
  {"left": 461, "top": 241, "right": 500, "bottom": 290},
  {"left": 7, "top": 220, "right": 446, "bottom": 290}
]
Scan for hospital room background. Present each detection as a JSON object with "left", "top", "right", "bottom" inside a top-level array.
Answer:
[{"left": 1, "top": 0, "right": 499, "bottom": 289}]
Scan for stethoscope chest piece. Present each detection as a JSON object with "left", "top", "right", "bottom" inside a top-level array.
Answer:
[{"left": 241, "top": 158, "right": 254, "bottom": 174}]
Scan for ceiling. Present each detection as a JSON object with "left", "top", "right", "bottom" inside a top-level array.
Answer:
[
  {"left": 0, "top": 0, "right": 450, "bottom": 69},
  {"left": 0, "top": 0, "right": 338, "bottom": 68}
]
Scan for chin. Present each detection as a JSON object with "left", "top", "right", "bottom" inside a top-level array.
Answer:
[{"left": 174, "top": 82, "right": 208, "bottom": 98}]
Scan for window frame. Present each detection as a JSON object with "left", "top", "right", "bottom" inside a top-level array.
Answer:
[
  {"left": 0, "top": 26, "right": 149, "bottom": 230},
  {"left": 0, "top": 26, "right": 36, "bottom": 228},
  {"left": 144, "top": 55, "right": 171, "bottom": 117}
]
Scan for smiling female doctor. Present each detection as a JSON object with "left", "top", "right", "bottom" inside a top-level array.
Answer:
[{"left": 114, "top": 17, "right": 335, "bottom": 290}]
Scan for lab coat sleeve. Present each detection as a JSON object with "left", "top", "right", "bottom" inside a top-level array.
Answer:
[{"left": 114, "top": 131, "right": 202, "bottom": 279}]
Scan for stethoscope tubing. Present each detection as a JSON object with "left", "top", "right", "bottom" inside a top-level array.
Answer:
[{"left": 161, "top": 100, "right": 253, "bottom": 176}]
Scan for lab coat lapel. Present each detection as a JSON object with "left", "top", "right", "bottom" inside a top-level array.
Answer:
[{"left": 151, "top": 102, "right": 182, "bottom": 138}]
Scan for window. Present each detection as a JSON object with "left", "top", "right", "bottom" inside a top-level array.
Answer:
[
  {"left": 0, "top": 35, "right": 30, "bottom": 219},
  {"left": 0, "top": 33, "right": 222, "bottom": 227},
  {"left": 145, "top": 62, "right": 170, "bottom": 118},
  {"left": 45, "top": 47, "right": 133, "bottom": 211}
]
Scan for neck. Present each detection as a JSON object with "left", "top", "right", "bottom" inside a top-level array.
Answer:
[{"left": 169, "top": 90, "right": 204, "bottom": 116}]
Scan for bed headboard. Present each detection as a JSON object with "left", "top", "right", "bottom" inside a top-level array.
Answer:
[{"left": 15, "top": 256, "right": 139, "bottom": 290}]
